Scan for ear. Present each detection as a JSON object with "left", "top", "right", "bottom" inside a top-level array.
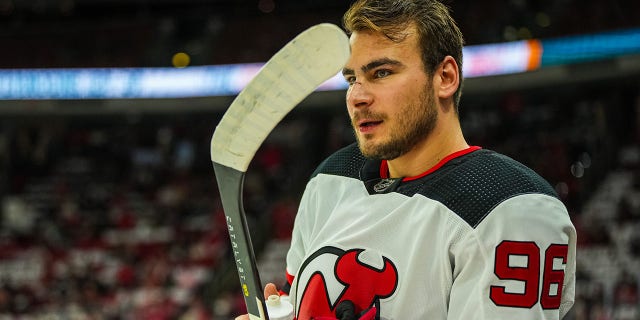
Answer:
[{"left": 435, "top": 56, "right": 460, "bottom": 100}]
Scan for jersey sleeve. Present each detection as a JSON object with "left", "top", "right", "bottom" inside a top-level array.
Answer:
[{"left": 448, "top": 193, "right": 576, "bottom": 319}]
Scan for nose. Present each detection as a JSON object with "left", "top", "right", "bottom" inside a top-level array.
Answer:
[{"left": 346, "top": 82, "right": 372, "bottom": 109}]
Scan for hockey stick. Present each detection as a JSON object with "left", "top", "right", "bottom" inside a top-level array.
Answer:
[{"left": 210, "top": 23, "right": 350, "bottom": 320}]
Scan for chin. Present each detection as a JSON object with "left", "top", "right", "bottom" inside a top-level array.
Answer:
[
  {"left": 358, "top": 144, "right": 393, "bottom": 161},
  {"left": 356, "top": 142, "right": 376, "bottom": 159}
]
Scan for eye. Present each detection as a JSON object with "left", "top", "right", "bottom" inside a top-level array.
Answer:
[
  {"left": 374, "top": 69, "right": 392, "bottom": 79},
  {"left": 345, "top": 76, "right": 356, "bottom": 86}
]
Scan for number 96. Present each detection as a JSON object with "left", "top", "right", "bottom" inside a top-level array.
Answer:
[{"left": 490, "top": 241, "right": 569, "bottom": 309}]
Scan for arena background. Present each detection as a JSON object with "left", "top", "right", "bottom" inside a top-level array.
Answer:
[{"left": 0, "top": 0, "right": 639, "bottom": 319}]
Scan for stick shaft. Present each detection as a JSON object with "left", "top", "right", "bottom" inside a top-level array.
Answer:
[{"left": 214, "top": 163, "right": 267, "bottom": 319}]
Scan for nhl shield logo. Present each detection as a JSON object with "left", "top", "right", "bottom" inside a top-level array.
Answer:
[{"left": 373, "top": 178, "right": 398, "bottom": 193}]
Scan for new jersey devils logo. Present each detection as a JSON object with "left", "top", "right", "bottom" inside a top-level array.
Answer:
[{"left": 294, "top": 247, "right": 399, "bottom": 320}]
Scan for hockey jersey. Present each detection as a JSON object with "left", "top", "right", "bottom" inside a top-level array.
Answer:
[{"left": 284, "top": 143, "right": 576, "bottom": 320}]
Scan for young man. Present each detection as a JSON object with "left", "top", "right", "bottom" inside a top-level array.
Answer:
[{"left": 240, "top": 0, "right": 576, "bottom": 319}]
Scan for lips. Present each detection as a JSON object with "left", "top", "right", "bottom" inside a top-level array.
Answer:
[
  {"left": 356, "top": 119, "right": 383, "bottom": 133},
  {"left": 359, "top": 119, "right": 382, "bottom": 127},
  {"left": 352, "top": 111, "right": 384, "bottom": 134}
]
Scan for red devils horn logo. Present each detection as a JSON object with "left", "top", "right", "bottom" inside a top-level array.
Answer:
[{"left": 294, "top": 247, "right": 399, "bottom": 320}]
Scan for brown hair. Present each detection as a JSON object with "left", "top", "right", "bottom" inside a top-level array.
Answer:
[{"left": 343, "top": 0, "right": 465, "bottom": 108}]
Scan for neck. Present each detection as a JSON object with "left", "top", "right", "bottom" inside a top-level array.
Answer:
[{"left": 386, "top": 116, "right": 468, "bottom": 178}]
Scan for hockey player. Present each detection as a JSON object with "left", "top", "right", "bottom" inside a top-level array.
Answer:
[{"left": 238, "top": 0, "right": 576, "bottom": 319}]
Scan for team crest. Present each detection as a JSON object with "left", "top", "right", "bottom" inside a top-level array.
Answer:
[{"left": 293, "top": 246, "right": 399, "bottom": 320}]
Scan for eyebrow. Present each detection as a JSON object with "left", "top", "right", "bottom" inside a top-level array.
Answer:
[{"left": 342, "top": 58, "right": 403, "bottom": 76}]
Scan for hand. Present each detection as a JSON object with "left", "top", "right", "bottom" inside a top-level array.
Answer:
[{"left": 235, "top": 283, "right": 280, "bottom": 320}]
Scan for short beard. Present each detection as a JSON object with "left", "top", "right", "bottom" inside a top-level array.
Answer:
[{"left": 355, "top": 85, "right": 437, "bottom": 160}]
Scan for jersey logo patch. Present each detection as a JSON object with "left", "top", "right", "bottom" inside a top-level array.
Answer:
[
  {"left": 365, "top": 178, "right": 402, "bottom": 194},
  {"left": 294, "top": 246, "right": 399, "bottom": 320}
]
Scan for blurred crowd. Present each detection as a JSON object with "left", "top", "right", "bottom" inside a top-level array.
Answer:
[
  {"left": 1, "top": 115, "right": 227, "bottom": 318},
  {"left": 0, "top": 79, "right": 639, "bottom": 318}
]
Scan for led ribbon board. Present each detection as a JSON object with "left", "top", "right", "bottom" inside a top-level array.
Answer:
[{"left": 1, "top": 28, "right": 639, "bottom": 100}]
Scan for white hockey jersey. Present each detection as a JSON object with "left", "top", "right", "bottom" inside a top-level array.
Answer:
[{"left": 284, "top": 144, "right": 576, "bottom": 320}]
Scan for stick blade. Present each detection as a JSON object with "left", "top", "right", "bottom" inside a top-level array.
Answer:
[{"left": 210, "top": 23, "right": 350, "bottom": 172}]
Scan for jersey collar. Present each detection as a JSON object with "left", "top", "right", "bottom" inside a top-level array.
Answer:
[{"left": 380, "top": 146, "right": 482, "bottom": 181}]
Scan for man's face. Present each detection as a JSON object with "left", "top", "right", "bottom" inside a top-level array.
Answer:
[{"left": 342, "top": 25, "right": 438, "bottom": 160}]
